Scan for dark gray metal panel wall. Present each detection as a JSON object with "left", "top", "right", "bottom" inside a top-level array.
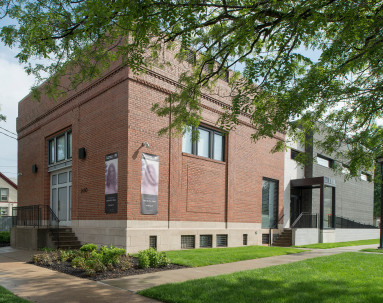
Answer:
[{"left": 312, "top": 132, "right": 374, "bottom": 225}]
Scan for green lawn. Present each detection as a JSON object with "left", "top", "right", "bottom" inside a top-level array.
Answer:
[
  {"left": 360, "top": 248, "right": 383, "bottom": 253},
  {"left": 165, "top": 246, "right": 306, "bottom": 267},
  {"left": 0, "top": 286, "right": 31, "bottom": 303},
  {"left": 139, "top": 253, "right": 383, "bottom": 303},
  {"left": 295, "top": 238, "right": 379, "bottom": 249}
]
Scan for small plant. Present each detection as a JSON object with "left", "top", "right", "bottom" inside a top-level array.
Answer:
[
  {"left": 59, "top": 249, "right": 75, "bottom": 262},
  {"left": 137, "top": 250, "right": 150, "bottom": 269},
  {"left": 31, "top": 243, "right": 133, "bottom": 277},
  {"left": 71, "top": 256, "right": 86, "bottom": 268},
  {"left": 137, "top": 248, "right": 170, "bottom": 268},
  {"left": 80, "top": 243, "right": 97, "bottom": 252}
]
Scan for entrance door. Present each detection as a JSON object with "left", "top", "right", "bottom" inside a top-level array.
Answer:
[{"left": 51, "top": 169, "right": 72, "bottom": 226}]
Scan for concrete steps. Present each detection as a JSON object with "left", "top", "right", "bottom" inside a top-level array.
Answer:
[
  {"left": 50, "top": 228, "right": 81, "bottom": 249},
  {"left": 272, "top": 229, "right": 292, "bottom": 247}
]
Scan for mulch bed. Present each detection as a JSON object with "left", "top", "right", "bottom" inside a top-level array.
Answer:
[
  {"left": 0, "top": 242, "right": 10, "bottom": 247},
  {"left": 30, "top": 257, "right": 187, "bottom": 281}
]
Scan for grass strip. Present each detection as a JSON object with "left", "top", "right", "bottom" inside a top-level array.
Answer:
[
  {"left": 139, "top": 252, "right": 383, "bottom": 303},
  {"left": 165, "top": 246, "right": 306, "bottom": 267},
  {"left": 295, "top": 238, "right": 379, "bottom": 249},
  {"left": 0, "top": 286, "right": 31, "bottom": 303},
  {"left": 360, "top": 248, "right": 383, "bottom": 253}
]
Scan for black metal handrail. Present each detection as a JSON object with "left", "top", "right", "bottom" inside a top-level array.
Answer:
[
  {"left": 335, "top": 216, "right": 378, "bottom": 229},
  {"left": 291, "top": 212, "right": 318, "bottom": 228},
  {"left": 12, "top": 205, "right": 59, "bottom": 228}
]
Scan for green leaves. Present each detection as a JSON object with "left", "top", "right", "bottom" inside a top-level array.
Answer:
[{"left": 2, "top": 0, "right": 383, "bottom": 175}]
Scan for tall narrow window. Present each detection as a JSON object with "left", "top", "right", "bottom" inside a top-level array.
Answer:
[
  {"left": 182, "top": 127, "right": 193, "bottom": 154},
  {"left": 48, "top": 129, "right": 72, "bottom": 165},
  {"left": 197, "top": 128, "right": 210, "bottom": 158},
  {"left": 67, "top": 131, "right": 72, "bottom": 159},
  {"left": 0, "top": 188, "right": 9, "bottom": 201},
  {"left": 56, "top": 135, "right": 65, "bottom": 162},
  {"left": 323, "top": 186, "right": 335, "bottom": 228},
  {"left": 49, "top": 139, "right": 55, "bottom": 164},
  {"left": 262, "top": 178, "right": 279, "bottom": 228}
]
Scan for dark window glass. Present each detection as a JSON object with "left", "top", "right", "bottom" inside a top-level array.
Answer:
[
  {"left": 216, "top": 234, "right": 228, "bottom": 247},
  {"left": 243, "top": 234, "right": 248, "bottom": 245},
  {"left": 181, "top": 235, "right": 195, "bottom": 249},
  {"left": 224, "top": 70, "right": 229, "bottom": 82},
  {"left": 262, "top": 178, "right": 279, "bottom": 228},
  {"left": 200, "top": 235, "right": 212, "bottom": 248},
  {"left": 323, "top": 186, "right": 334, "bottom": 228},
  {"left": 291, "top": 150, "right": 301, "bottom": 160},
  {"left": 149, "top": 236, "right": 157, "bottom": 249}
]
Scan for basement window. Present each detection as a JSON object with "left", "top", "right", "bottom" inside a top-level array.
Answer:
[
  {"left": 149, "top": 236, "right": 157, "bottom": 249},
  {"left": 200, "top": 235, "right": 212, "bottom": 248},
  {"left": 243, "top": 234, "right": 248, "bottom": 245},
  {"left": 262, "top": 234, "right": 270, "bottom": 245},
  {"left": 181, "top": 235, "right": 195, "bottom": 249},
  {"left": 216, "top": 234, "right": 228, "bottom": 247}
]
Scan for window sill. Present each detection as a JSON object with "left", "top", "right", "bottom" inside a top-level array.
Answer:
[{"left": 182, "top": 152, "right": 226, "bottom": 165}]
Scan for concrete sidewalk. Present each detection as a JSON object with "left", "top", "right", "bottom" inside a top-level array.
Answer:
[
  {"left": 0, "top": 244, "right": 379, "bottom": 302},
  {"left": 101, "top": 244, "right": 379, "bottom": 292},
  {"left": 0, "top": 247, "right": 158, "bottom": 303}
]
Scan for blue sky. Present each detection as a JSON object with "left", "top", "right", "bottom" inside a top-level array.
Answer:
[{"left": 0, "top": 17, "right": 35, "bottom": 179}]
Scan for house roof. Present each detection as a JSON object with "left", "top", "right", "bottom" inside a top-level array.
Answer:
[{"left": 0, "top": 172, "right": 18, "bottom": 190}]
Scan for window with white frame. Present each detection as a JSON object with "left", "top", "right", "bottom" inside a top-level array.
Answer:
[
  {"left": 182, "top": 126, "right": 225, "bottom": 161},
  {"left": 0, "top": 188, "right": 9, "bottom": 201},
  {"left": 48, "top": 130, "right": 72, "bottom": 165},
  {"left": 0, "top": 207, "right": 8, "bottom": 216}
]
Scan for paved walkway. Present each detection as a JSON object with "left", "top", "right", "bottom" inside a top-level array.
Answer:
[
  {"left": 0, "top": 247, "right": 159, "bottom": 303},
  {"left": 0, "top": 244, "right": 379, "bottom": 302},
  {"left": 102, "top": 244, "right": 379, "bottom": 292}
]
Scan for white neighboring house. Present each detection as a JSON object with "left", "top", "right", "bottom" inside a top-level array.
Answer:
[{"left": 0, "top": 172, "right": 17, "bottom": 217}]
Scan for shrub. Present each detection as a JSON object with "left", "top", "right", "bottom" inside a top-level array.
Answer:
[
  {"left": 100, "top": 245, "right": 126, "bottom": 266},
  {"left": 32, "top": 243, "right": 132, "bottom": 277},
  {"left": 0, "top": 231, "right": 10, "bottom": 243},
  {"left": 71, "top": 256, "right": 86, "bottom": 268},
  {"left": 59, "top": 249, "right": 75, "bottom": 262},
  {"left": 159, "top": 252, "right": 170, "bottom": 267},
  {"left": 137, "top": 248, "right": 170, "bottom": 268},
  {"left": 137, "top": 250, "right": 150, "bottom": 269},
  {"left": 80, "top": 243, "right": 97, "bottom": 252}
]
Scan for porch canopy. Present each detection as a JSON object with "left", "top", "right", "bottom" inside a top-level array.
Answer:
[{"left": 291, "top": 176, "right": 336, "bottom": 229}]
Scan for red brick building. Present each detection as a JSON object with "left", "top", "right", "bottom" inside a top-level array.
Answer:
[{"left": 14, "top": 46, "right": 285, "bottom": 252}]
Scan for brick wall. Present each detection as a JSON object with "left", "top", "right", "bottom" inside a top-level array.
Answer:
[{"left": 17, "top": 45, "right": 285, "bottom": 227}]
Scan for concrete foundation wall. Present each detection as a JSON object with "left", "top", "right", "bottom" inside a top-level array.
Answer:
[
  {"left": 10, "top": 227, "right": 56, "bottom": 250},
  {"left": 292, "top": 228, "right": 320, "bottom": 246},
  {"left": 334, "top": 229, "right": 380, "bottom": 242},
  {"left": 71, "top": 220, "right": 271, "bottom": 253}
]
